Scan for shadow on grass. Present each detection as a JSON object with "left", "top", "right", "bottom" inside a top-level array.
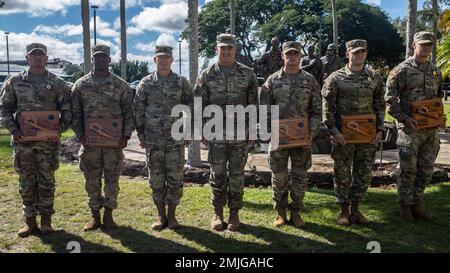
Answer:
[
  {"left": 103, "top": 225, "right": 197, "bottom": 253},
  {"left": 36, "top": 229, "right": 118, "bottom": 253}
]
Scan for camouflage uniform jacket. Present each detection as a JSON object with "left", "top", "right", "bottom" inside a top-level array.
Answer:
[
  {"left": 321, "top": 65, "right": 386, "bottom": 136},
  {"left": 71, "top": 72, "right": 135, "bottom": 139},
  {"left": 261, "top": 68, "right": 322, "bottom": 139},
  {"left": 385, "top": 57, "right": 443, "bottom": 129},
  {"left": 135, "top": 71, "right": 193, "bottom": 144},
  {"left": 0, "top": 68, "right": 72, "bottom": 134}
]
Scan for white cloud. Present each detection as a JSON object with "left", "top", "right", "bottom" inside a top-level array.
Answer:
[
  {"left": 0, "top": 0, "right": 166, "bottom": 16},
  {"left": 366, "top": 0, "right": 381, "bottom": 6},
  {"left": 130, "top": 1, "right": 188, "bottom": 33},
  {"left": 33, "top": 24, "right": 83, "bottom": 37},
  {"left": 32, "top": 16, "right": 119, "bottom": 39},
  {"left": 0, "top": 0, "right": 79, "bottom": 17},
  {"left": 0, "top": 29, "right": 83, "bottom": 64}
]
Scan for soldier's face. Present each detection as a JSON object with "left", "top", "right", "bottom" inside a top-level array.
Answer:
[
  {"left": 154, "top": 55, "right": 173, "bottom": 72},
  {"left": 282, "top": 50, "right": 302, "bottom": 66},
  {"left": 414, "top": 42, "right": 433, "bottom": 58},
  {"left": 92, "top": 53, "right": 111, "bottom": 72},
  {"left": 26, "top": 50, "right": 48, "bottom": 69},
  {"left": 347, "top": 49, "right": 367, "bottom": 66},
  {"left": 216, "top": 45, "right": 237, "bottom": 65}
]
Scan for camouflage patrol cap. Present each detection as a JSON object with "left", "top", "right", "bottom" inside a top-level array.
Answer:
[
  {"left": 414, "top": 31, "right": 434, "bottom": 44},
  {"left": 91, "top": 44, "right": 110, "bottom": 57},
  {"left": 216, "top": 33, "right": 237, "bottom": 47},
  {"left": 155, "top": 45, "right": 173, "bottom": 57},
  {"left": 345, "top": 39, "right": 367, "bottom": 53},
  {"left": 282, "top": 41, "right": 302, "bottom": 54},
  {"left": 26, "top": 43, "right": 47, "bottom": 55}
]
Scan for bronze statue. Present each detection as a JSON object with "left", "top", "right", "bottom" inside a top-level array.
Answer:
[
  {"left": 321, "top": 43, "right": 345, "bottom": 80},
  {"left": 235, "top": 42, "right": 253, "bottom": 68},
  {"left": 300, "top": 45, "right": 323, "bottom": 85},
  {"left": 254, "top": 37, "right": 284, "bottom": 80}
]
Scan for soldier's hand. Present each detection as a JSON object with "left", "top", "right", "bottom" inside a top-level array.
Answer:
[
  {"left": 139, "top": 139, "right": 145, "bottom": 149},
  {"left": 12, "top": 130, "right": 24, "bottom": 142},
  {"left": 405, "top": 117, "right": 418, "bottom": 130},
  {"left": 372, "top": 131, "right": 383, "bottom": 145},
  {"left": 333, "top": 132, "right": 346, "bottom": 145},
  {"left": 120, "top": 136, "right": 130, "bottom": 148}
]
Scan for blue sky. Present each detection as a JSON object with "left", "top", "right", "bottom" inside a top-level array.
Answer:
[{"left": 0, "top": 0, "right": 439, "bottom": 75}]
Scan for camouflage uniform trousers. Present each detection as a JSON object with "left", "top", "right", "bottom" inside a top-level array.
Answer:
[
  {"left": 331, "top": 143, "right": 377, "bottom": 204},
  {"left": 79, "top": 146, "right": 124, "bottom": 210},
  {"left": 269, "top": 147, "right": 311, "bottom": 211},
  {"left": 397, "top": 127, "right": 440, "bottom": 205},
  {"left": 146, "top": 143, "right": 184, "bottom": 206},
  {"left": 208, "top": 141, "right": 248, "bottom": 210},
  {"left": 13, "top": 142, "right": 59, "bottom": 217}
]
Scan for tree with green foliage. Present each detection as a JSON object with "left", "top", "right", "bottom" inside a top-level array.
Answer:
[
  {"left": 437, "top": 9, "right": 450, "bottom": 78},
  {"left": 189, "top": 0, "right": 404, "bottom": 67},
  {"left": 111, "top": 60, "right": 149, "bottom": 82}
]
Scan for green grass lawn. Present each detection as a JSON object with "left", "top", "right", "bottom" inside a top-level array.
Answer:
[{"left": 1, "top": 133, "right": 450, "bottom": 253}]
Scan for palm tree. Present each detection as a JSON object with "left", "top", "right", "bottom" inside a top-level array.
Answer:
[
  {"left": 331, "top": 0, "right": 338, "bottom": 53},
  {"left": 81, "top": 0, "right": 92, "bottom": 74},
  {"left": 432, "top": 0, "right": 438, "bottom": 62},
  {"left": 187, "top": 0, "right": 202, "bottom": 167},
  {"left": 406, "top": 0, "right": 418, "bottom": 58},
  {"left": 437, "top": 9, "right": 450, "bottom": 78},
  {"left": 120, "top": 0, "right": 127, "bottom": 81}
]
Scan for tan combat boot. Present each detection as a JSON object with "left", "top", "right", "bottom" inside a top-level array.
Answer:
[
  {"left": 349, "top": 202, "right": 369, "bottom": 225},
  {"left": 103, "top": 208, "right": 118, "bottom": 231},
  {"left": 40, "top": 214, "right": 54, "bottom": 235},
  {"left": 272, "top": 208, "right": 287, "bottom": 227},
  {"left": 210, "top": 207, "right": 224, "bottom": 231},
  {"left": 167, "top": 204, "right": 180, "bottom": 229},
  {"left": 336, "top": 203, "right": 350, "bottom": 226},
  {"left": 18, "top": 216, "right": 38, "bottom": 238},
  {"left": 290, "top": 210, "right": 306, "bottom": 229},
  {"left": 227, "top": 209, "right": 240, "bottom": 231},
  {"left": 151, "top": 203, "right": 167, "bottom": 231},
  {"left": 84, "top": 210, "right": 102, "bottom": 231},
  {"left": 411, "top": 201, "right": 432, "bottom": 221},
  {"left": 400, "top": 204, "right": 414, "bottom": 223}
]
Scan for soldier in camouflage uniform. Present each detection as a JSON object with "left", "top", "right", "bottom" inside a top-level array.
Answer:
[
  {"left": 254, "top": 37, "right": 284, "bottom": 80},
  {"left": 135, "top": 45, "right": 193, "bottom": 231},
  {"left": 321, "top": 44, "right": 345, "bottom": 80},
  {"left": 260, "top": 41, "right": 322, "bottom": 229},
  {"left": 0, "top": 43, "right": 72, "bottom": 237},
  {"left": 301, "top": 45, "right": 323, "bottom": 85},
  {"left": 195, "top": 34, "right": 259, "bottom": 231},
  {"left": 72, "top": 44, "right": 135, "bottom": 231},
  {"left": 322, "top": 39, "right": 385, "bottom": 226},
  {"left": 386, "top": 32, "right": 443, "bottom": 223},
  {"left": 235, "top": 42, "right": 253, "bottom": 68}
]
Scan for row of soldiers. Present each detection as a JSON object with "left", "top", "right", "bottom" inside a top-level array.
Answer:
[{"left": 0, "top": 31, "right": 442, "bottom": 238}]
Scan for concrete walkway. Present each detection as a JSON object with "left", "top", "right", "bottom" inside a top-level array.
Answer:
[{"left": 124, "top": 130, "right": 450, "bottom": 172}]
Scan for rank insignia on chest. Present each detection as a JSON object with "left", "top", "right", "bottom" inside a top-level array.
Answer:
[
  {"left": 367, "top": 77, "right": 371, "bottom": 82},
  {"left": 46, "top": 85, "right": 52, "bottom": 90},
  {"left": 110, "top": 84, "right": 114, "bottom": 90},
  {"left": 303, "top": 80, "right": 308, "bottom": 85},
  {"left": 433, "top": 71, "right": 437, "bottom": 76}
]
